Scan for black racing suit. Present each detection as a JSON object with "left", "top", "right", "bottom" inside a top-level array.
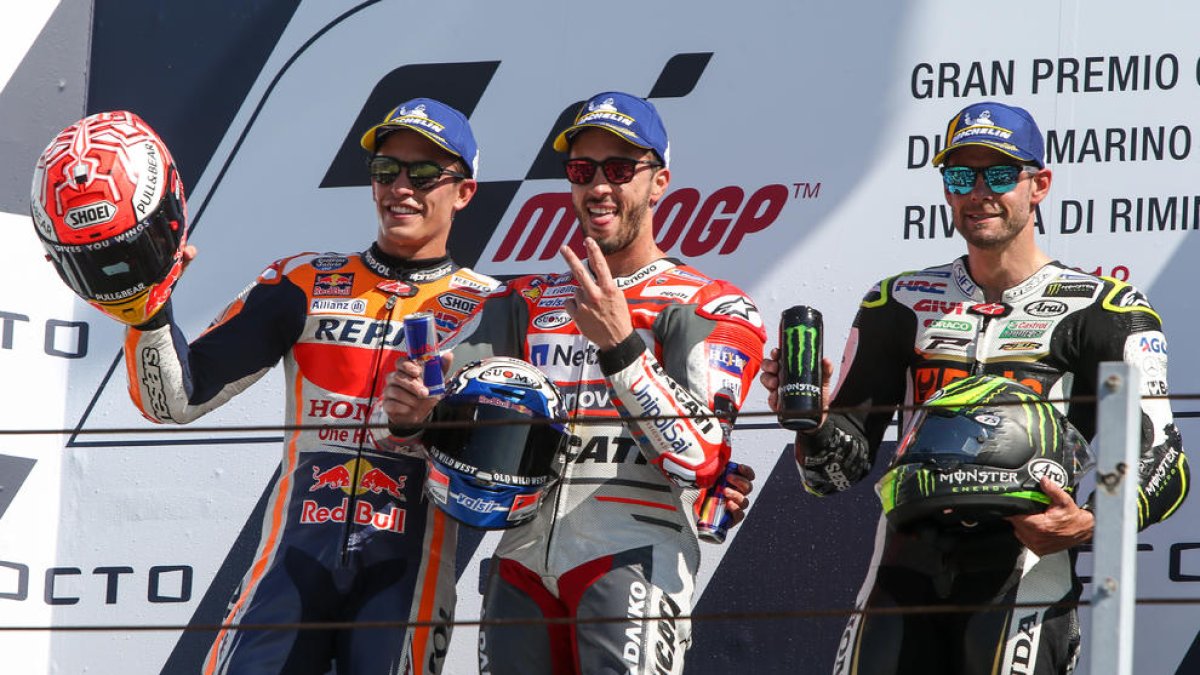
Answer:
[
  {"left": 124, "top": 245, "right": 500, "bottom": 675},
  {"left": 793, "top": 257, "right": 1189, "bottom": 675},
  {"left": 443, "top": 258, "right": 766, "bottom": 675}
]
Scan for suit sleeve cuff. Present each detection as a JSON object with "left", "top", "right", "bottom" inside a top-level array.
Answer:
[{"left": 598, "top": 331, "right": 648, "bottom": 376}]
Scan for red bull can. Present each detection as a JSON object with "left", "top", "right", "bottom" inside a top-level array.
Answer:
[
  {"left": 403, "top": 311, "right": 446, "bottom": 396},
  {"left": 697, "top": 461, "right": 738, "bottom": 544}
]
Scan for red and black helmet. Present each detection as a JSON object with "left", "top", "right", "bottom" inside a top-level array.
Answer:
[{"left": 31, "top": 111, "right": 187, "bottom": 325}]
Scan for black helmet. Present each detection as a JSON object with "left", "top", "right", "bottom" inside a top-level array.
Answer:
[{"left": 876, "top": 375, "right": 1093, "bottom": 530}]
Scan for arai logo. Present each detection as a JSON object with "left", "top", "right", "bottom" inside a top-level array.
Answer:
[{"left": 1027, "top": 458, "right": 1067, "bottom": 487}]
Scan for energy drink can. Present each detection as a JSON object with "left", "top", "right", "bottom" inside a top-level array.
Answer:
[
  {"left": 697, "top": 461, "right": 738, "bottom": 544},
  {"left": 403, "top": 311, "right": 446, "bottom": 396},
  {"left": 778, "top": 305, "right": 823, "bottom": 430}
]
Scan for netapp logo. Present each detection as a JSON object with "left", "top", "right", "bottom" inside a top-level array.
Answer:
[{"left": 530, "top": 342, "right": 598, "bottom": 368}]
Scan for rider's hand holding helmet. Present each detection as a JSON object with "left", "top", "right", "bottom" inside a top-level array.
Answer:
[
  {"left": 30, "top": 111, "right": 188, "bottom": 326},
  {"left": 876, "top": 375, "right": 1094, "bottom": 531}
]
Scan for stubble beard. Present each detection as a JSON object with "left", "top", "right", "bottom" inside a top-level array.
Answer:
[
  {"left": 954, "top": 209, "right": 1027, "bottom": 250},
  {"left": 579, "top": 199, "right": 650, "bottom": 256}
]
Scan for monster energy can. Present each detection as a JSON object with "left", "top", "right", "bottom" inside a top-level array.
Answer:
[{"left": 778, "top": 305, "right": 823, "bottom": 431}]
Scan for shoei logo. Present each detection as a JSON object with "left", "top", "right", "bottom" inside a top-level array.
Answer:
[
  {"left": 65, "top": 201, "right": 117, "bottom": 229},
  {"left": 1027, "top": 458, "right": 1067, "bottom": 488},
  {"left": 438, "top": 294, "right": 481, "bottom": 314}
]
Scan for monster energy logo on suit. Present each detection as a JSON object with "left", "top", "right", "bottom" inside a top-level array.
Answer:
[{"left": 778, "top": 305, "right": 823, "bottom": 431}]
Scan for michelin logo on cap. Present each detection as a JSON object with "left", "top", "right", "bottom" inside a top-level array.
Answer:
[{"left": 552, "top": 91, "right": 670, "bottom": 167}]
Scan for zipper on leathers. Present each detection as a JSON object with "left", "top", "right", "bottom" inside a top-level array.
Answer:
[{"left": 340, "top": 293, "right": 399, "bottom": 566}]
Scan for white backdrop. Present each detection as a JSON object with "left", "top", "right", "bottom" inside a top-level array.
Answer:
[{"left": 2, "top": 1, "right": 1200, "bottom": 673}]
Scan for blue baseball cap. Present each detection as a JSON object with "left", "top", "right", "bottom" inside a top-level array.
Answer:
[
  {"left": 932, "top": 101, "right": 1045, "bottom": 168},
  {"left": 360, "top": 98, "right": 480, "bottom": 177},
  {"left": 552, "top": 91, "right": 670, "bottom": 166}
]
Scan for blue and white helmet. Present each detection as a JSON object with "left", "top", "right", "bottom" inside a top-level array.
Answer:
[{"left": 422, "top": 357, "right": 570, "bottom": 529}]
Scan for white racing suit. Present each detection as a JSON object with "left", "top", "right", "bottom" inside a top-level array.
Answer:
[{"left": 446, "top": 258, "right": 766, "bottom": 674}]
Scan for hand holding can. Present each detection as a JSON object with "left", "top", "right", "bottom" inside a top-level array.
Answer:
[
  {"left": 402, "top": 311, "right": 446, "bottom": 396},
  {"left": 778, "top": 305, "right": 823, "bottom": 431},
  {"left": 697, "top": 461, "right": 738, "bottom": 544}
]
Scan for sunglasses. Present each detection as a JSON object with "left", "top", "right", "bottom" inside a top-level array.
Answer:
[
  {"left": 563, "top": 158, "right": 662, "bottom": 185},
  {"left": 940, "top": 165, "right": 1040, "bottom": 195},
  {"left": 369, "top": 156, "right": 466, "bottom": 190}
]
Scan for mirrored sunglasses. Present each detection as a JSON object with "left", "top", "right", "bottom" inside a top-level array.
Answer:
[
  {"left": 563, "top": 158, "right": 662, "bottom": 185},
  {"left": 369, "top": 156, "right": 466, "bottom": 190}
]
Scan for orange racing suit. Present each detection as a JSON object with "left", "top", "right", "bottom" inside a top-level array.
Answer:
[{"left": 124, "top": 245, "right": 500, "bottom": 675}]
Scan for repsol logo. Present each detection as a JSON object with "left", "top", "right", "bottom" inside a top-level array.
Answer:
[
  {"left": 65, "top": 201, "right": 116, "bottom": 229},
  {"left": 310, "top": 318, "right": 404, "bottom": 347}
]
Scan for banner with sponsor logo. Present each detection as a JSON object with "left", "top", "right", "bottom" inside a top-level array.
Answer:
[{"left": 2, "top": 0, "right": 1200, "bottom": 672}]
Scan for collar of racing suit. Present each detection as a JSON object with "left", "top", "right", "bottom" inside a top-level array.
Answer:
[{"left": 363, "top": 243, "right": 457, "bottom": 282}]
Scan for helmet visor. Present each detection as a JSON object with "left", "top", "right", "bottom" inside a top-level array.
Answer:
[
  {"left": 42, "top": 198, "right": 184, "bottom": 303},
  {"left": 896, "top": 410, "right": 999, "bottom": 466},
  {"left": 427, "top": 401, "right": 566, "bottom": 480}
]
